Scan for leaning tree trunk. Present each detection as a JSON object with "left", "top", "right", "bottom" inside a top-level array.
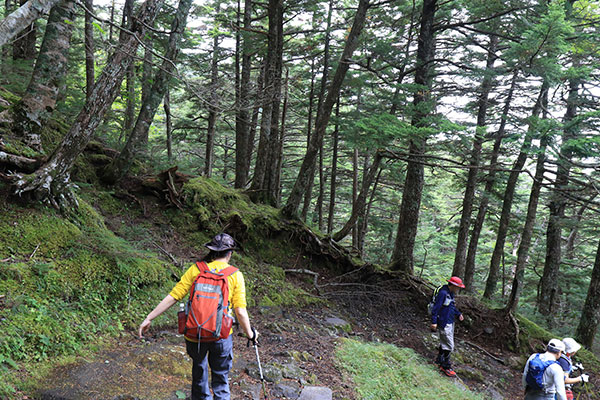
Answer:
[
  {"left": 451, "top": 35, "right": 498, "bottom": 279},
  {"left": 102, "top": 0, "right": 192, "bottom": 183},
  {"left": 282, "top": 0, "right": 370, "bottom": 218},
  {"left": 538, "top": 76, "right": 580, "bottom": 316},
  {"left": 575, "top": 237, "right": 600, "bottom": 348},
  {"left": 505, "top": 86, "right": 549, "bottom": 314},
  {"left": 12, "top": 0, "right": 76, "bottom": 153},
  {"left": 0, "top": 0, "right": 60, "bottom": 48},
  {"left": 300, "top": 59, "right": 316, "bottom": 222},
  {"left": 390, "top": 0, "right": 437, "bottom": 274},
  {"left": 11, "top": 0, "right": 164, "bottom": 210},
  {"left": 464, "top": 69, "right": 518, "bottom": 291},
  {"left": 84, "top": 0, "right": 95, "bottom": 100},
  {"left": 481, "top": 81, "right": 548, "bottom": 299}
]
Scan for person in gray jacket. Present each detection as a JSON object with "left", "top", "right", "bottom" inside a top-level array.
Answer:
[{"left": 522, "top": 339, "right": 567, "bottom": 400}]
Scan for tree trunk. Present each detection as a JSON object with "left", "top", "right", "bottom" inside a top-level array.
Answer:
[
  {"left": 249, "top": 0, "right": 283, "bottom": 205},
  {"left": 352, "top": 148, "right": 359, "bottom": 248},
  {"left": 141, "top": 31, "right": 153, "bottom": 106},
  {"left": 11, "top": 0, "right": 37, "bottom": 60},
  {"left": 164, "top": 86, "right": 172, "bottom": 163},
  {"left": 565, "top": 194, "right": 597, "bottom": 262},
  {"left": 327, "top": 96, "right": 340, "bottom": 234},
  {"left": 300, "top": 59, "right": 316, "bottom": 222},
  {"left": 274, "top": 67, "right": 289, "bottom": 206},
  {"left": 121, "top": 0, "right": 135, "bottom": 140},
  {"left": 333, "top": 152, "right": 382, "bottom": 242},
  {"left": 101, "top": 0, "right": 192, "bottom": 183},
  {"left": 464, "top": 69, "right": 518, "bottom": 291},
  {"left": 0, "top": 0, "right": 59, "bottom": 48},
  {"left": 234, "top": 0, "right": 253, "bottom": 189},
  {"left": 12, "top": 0, "right": 76, "bottom": 153},
  {"left": 451, "top": 35, "right": 498, "bottom": 279},
  {"left": 84, "top": 0, "right": 94, "bottom": 100},
  {"left": 482, "top": 81, "right": 548, "bottom": 299},
  {"left": 390, "top": 0, "right": 437, "bottom": 274},
  {"left": 11, "top": 0, "right": 164, "bottom": 210},
  {"left": 575, "top": 237, "right": 600, "bottom": 348},
  {"left": 505, "top": 86, "right": 549, "bottom": 314},
  {"left": 205, "top": 34, "right": 220, "bottom": 178},
  {"left": 282, "top": 0, "right": 370, "bottom": 218},
  {"left": 538, "top": 76, "right": 580, "bottom": 316}
]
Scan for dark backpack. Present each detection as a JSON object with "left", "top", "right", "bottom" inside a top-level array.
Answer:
[
  {"left": 525, "top": 354, "right": 557, "bottom": 390},
  {"left": 179, "top": 261, "right": 238, "bottom": 342},
  {"left": 427, "top": 285, "right": 443, "bottom": 316}
]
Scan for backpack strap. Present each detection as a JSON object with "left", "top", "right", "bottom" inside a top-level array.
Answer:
[
  {"left": 220, "top": 265, "right": 239, "bottom": 277},
  {"left": 195, "top": 261, "right": 209, "bottom": 272}
]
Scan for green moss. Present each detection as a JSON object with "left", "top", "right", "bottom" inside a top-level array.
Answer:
[
  {"left": 336, "top": 339, "right": 485, "bottom": 400},
  {"left": 1, "top": 137, "right": 41, "bottom": 158}
]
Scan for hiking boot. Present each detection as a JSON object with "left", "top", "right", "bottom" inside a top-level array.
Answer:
[{"left": 439, "top": 365, "right": 456, "bottom": 377}]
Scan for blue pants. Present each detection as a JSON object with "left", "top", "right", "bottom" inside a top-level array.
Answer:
[{"left": 186, "top": 336, "right": 234, "bottom": 400}]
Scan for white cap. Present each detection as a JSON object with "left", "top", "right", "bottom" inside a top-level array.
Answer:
[
  {"left": 547, "top": 339, "right": 566, "bottom": 353},
  {"left": 562, "top": 338, "right": 581, "bottom": 354}
]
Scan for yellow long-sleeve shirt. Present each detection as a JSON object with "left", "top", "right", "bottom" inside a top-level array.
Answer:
[{"left": 169, "top": 260, "right": 247, "bottom": 310}]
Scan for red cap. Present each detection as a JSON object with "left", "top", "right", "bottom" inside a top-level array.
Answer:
[{"left": 447, "top": 276, "right": 465, "bottom": 288}]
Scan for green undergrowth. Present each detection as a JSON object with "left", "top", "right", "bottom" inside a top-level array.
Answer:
[
  {"left": 336, "top": 339, "right": 485, "bottom": 400},
  {"left": 0, "top": 197, "right": 177, "bottom": 397}
]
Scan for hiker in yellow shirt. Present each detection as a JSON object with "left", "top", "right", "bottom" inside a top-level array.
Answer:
[{"left": 139, "top": 233, "right": 258, "bottom": 400}]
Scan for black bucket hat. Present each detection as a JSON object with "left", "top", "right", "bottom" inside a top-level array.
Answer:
[{"left": 204, "top": 233, "right": 239, "bottom": 252}]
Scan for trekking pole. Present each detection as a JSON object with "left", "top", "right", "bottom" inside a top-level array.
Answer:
[{"left": 248, "top": 328, "right": 267, "bottom": 400}]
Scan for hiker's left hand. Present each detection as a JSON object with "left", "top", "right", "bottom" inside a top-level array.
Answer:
[{"left": 459, "top": 314, "right": 464, "bottom": 322}]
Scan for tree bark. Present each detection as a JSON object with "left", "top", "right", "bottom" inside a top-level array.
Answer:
[
  {"left": 327, "top": 96, "right": 340, "bottom": 234},
  {"left": 538, "top": 76, "right": 580, "bottom": 316},
  {"left": 482, "top": 81, "right": 548, "bottom": 299},
  {"left": 12, "top": 0, "right": 76, "bottom": 153},
  {"left": 282, "top": 0, "right": 370, "bottom": 218},
  {"left": 11, "top": 0, "right": 37, "bottom": 60},
  {"left": 164, "top": 86, "right": 172, "bottom": 163},
  {"left": 205, "top": 34, "right": 220, "bottom": 178},
  {"left": 390, "top": 0, "right": 437, "bottom": 274},
  {"left": 505, "top": 86, "right": 549, "bottom": 314},
  {"left": 0, "top": 0, "right": 59, "bottom": 48},
  {"left": 300, "top": 59, "right": 316, "bottom": 222},
  {"left": 121, "top": 0, "right": 135, "bottom": 140},
  {"left": 333, "top": 151, "right": 382, "bottom": 242},
  {"left": 249, "top": 0, "right": 283, "bottom": 205},
  {"left": 102, "top": 0, "right": 192, "bottom": 183},
  {"left": 575, "top": 237, "right": 600, "bottom": 348},
  {"left": 464, "top": 69, "right": 518, "bottom": 291},
  {"left": 234, "top": 0, "right": 253, "bottom": 188},
  {"left": 84, "top": 0, "right": 95, "bottom": 101},
  {"left": 11, "top": 0, "right": 164, "bottom": 210},
  {"left": 451, "top": 35, "right": 498, "bottom": 279}
]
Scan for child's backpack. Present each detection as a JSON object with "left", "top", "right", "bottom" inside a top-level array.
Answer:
[
  {"left": 525, "top": 354, "right": 557, "bottom": 390},
  {"left": 427, "top": 285, "right": 443, "bottom": 316},
  {"left": 180, "top": 261, "right": 238, "bottom": 342}
]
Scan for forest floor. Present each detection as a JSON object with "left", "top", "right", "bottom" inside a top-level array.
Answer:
[{"left": 32, "top": 189, "right": 529, "bottom": 400}]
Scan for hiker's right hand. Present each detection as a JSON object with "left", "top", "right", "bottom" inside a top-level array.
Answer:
[
  {"left": 581, "top": 374, "right": 589, "bottom": 383},
  {"left": 430, "top": 324, "right": 437, "bottom": 332},
  {"left": 250, "top": 327, "right": 259, "bottom": 344},
  {"left": 139, "top": 317, "right": 151, "bottom": 338}
]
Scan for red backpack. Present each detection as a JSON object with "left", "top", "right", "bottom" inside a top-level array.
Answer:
[{"left": 179, "top": 261, "right": 238, "bottom": 342}]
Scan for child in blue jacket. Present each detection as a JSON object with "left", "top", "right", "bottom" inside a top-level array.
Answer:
[{"left": 430, "top": 276, "right": 465, "bottom": 377}]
